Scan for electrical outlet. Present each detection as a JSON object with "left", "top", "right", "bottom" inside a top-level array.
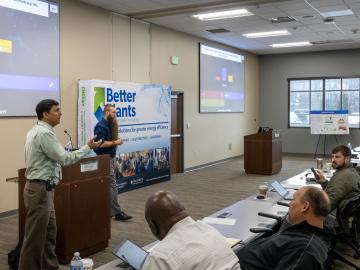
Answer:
[{"left": 228, "top": 143, "right": 232, "bottom": 150}]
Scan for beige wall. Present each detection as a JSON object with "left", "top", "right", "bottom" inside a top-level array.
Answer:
[
  {"left": 150, "top": 26, "right": 259, "bottom": 168},
  {"left": 0, "top": 0, "right": 259, "bottom": 213}
]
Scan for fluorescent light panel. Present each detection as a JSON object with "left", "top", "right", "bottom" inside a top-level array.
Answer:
[
  {"left": 270, "top": 41, "right": 312, "bottom": 48},
  {"left": 243, "top": 30, "right": 290, "bottom": 38},
  {"left": 321, "top": 9, "right": 354, "bottom": 17},
  {"left": 193, "top": 9, "right": 253, "bottom": 21}
]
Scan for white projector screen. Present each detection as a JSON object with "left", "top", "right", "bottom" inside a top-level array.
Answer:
[
  {"left": 0, "top": 0, "right": 60, "bottom": 117},
  {"left": 199, "top": 44, "right": 245, "bottom": 113}
]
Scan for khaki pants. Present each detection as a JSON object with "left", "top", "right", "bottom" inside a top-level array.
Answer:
[
  {"left": 110, "top": 158, "right": 122, "bottom": 216},
  {"left": 19, "top": 181, "right": 59, "bottom": 270}
]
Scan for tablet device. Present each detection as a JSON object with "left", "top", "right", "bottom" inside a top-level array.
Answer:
[
  {"left": 270, "top": 181, "right": 293, "bottom": 200},
  {"left": 112, "top": 239, "right": 149, "bottom": 270}
]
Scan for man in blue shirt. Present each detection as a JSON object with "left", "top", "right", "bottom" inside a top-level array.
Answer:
[{"left": 94, "top": 104, "right": 132, "bottom": 221}]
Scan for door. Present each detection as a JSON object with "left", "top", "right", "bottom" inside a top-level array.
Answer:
[{"left": 171, "top": 92, "right": 184, "bottom": 174}]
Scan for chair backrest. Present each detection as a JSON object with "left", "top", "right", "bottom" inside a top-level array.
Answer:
[
  {"left": 336, "top": 194, "right": 360, "bottom": 235},
  {"left": 337, "top": 194, "right": 360, "bottom": 220}
]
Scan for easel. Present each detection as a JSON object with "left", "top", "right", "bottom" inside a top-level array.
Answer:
[{"left": 314, "top": 134, "right": 339, "bottom": 158}]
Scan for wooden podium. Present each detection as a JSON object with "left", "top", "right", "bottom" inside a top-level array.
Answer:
[
  {"left": 17, "top": 155, "right": 111, "bottom": 264},
  {"left": 244, "top": 130, "right": 282, "bottom": 175}
]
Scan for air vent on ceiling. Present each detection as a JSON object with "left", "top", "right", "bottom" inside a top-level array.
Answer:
[
  {"left": 269, "top": 16, "right": 296, "bottom": 23},
  {"left": 302, "top": 15, "right": 314, "bottom": 19},
  {"left": 206, "top": 28, "right": 230, "bottom": 34},
  {"left": 311, "top": 39, "right": 354, "bottom": 45}
]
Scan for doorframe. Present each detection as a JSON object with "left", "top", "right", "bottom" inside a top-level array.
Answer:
[{"left": 171, "top": 91, "right": 184, "bottom": 173}]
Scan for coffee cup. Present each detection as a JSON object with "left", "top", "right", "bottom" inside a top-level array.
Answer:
[
  {"left": 316, "top": 158, "right": 324, "bottom": 170},
  {"left": 82, "top": 258, "right": 94, "bottom": 270},
  {"left": 258, "top": 184, "right": 268, "bottom": 197}
]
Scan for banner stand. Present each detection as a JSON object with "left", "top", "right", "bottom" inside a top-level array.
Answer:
[{"left": 78, "top": 80, "right": 172, "bottom": 193}]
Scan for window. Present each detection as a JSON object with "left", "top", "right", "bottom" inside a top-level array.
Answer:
[{"left": 289, "top": 77, "right": 360, "bottom": 128}]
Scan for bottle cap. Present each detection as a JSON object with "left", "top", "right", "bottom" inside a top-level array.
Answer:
[{"left": 74, "top": 252, "right": 80, "bottom": 256}]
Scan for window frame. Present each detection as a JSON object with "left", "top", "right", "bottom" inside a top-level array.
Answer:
[{"left": 288, "top": 76, "right": 360, "bottom": 128}]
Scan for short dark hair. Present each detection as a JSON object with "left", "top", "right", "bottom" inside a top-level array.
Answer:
[
  {"left": 103, "top": 104, "right": 115, "bottom": 115},
  {"left": 302, "top": 187, "right": 330, "bottom": 217},
  {"left": 332, "top": 145, "right": 351, "bottom": 158},
  {"left": 36, "top": 99, "right": 59, "bottom": 120}
]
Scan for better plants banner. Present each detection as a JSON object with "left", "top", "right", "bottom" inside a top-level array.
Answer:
[{"left": 78, "top": 80, "right": 171, "bottom": 192}]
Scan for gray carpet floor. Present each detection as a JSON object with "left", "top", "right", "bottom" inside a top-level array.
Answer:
[{"left": 0, "top": 155, "right": 358, "bottom": 269}]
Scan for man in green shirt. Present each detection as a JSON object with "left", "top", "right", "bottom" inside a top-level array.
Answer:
[
  {"left": 19, "top": 99, "right": 101, "bottom": 270},
  {"left": 317, "top": 145, "right": 360, "bottom": 212}
]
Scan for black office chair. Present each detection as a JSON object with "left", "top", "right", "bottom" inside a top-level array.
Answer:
[
  {"left": 248, "top": 211, "right": 284, "bottom": 236},
  {"left": 326, "top": 195, "right": 360, "bottom": 270}
]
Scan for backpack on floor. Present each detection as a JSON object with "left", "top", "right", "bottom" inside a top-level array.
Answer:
[{"left": 8, "top": 240, "right": 22, "bottom": 270}]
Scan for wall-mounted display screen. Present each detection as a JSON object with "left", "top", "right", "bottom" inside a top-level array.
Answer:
[
  {"left": 199, "top": 44, "right": 245, "bottom": 113},
  {"left": 0, "top": 0, "right": 60, "bottom": 117}
]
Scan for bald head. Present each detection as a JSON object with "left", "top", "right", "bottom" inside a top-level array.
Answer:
[
  {"left": 145, "top": 191, "right": 188, "bottom": 240},
  {"left": 288, "top": 186, "right": 330, "bottom": 227}
]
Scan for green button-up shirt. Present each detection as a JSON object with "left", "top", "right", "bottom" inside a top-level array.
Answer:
[{"left": 25, "top": 121, "right": 91, "bottom": 185}]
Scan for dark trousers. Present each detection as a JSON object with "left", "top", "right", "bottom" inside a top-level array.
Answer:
[{"left": 19, "top": 181, "right": 59, "bottom": 270}]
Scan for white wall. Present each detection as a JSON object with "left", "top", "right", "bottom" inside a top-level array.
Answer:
[{"left": 0, "top": 0, "right": 259, "bottom": 213}]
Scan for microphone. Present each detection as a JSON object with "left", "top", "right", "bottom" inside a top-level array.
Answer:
[{"left": 64, "top": 130, "right": 73, "bottom": 150}]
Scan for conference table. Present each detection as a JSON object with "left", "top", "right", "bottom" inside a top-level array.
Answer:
[{"left": 95, "top": 169, "right": 322, "bottom": 270}]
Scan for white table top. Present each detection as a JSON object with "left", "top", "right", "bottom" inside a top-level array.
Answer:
[{"left": 96, "top": 169, "right": 326, "bottom": 269}]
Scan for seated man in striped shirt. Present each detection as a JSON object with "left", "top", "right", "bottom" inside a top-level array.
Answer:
[{"left": 141, "top": 191, "right": 241, "bottom": 270}]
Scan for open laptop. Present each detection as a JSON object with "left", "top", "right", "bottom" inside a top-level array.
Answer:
[
  {"left": 112, "top": 239, "right": 149, "bottom": 270},
  {"left": 270, "top": 181, "right": 294, "bottom": 200}
]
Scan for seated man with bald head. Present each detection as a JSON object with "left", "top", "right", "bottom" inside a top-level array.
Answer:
[
  {"left": 141, "top": 191, "right": 241, "bottom": 270},
  {"left": 237, "top": 187, "right": 331, "bottom": 270}
]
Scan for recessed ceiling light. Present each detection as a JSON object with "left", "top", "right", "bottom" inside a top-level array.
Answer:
[
  {"left": 270, "top": 41, "right": 312, "bottom": 48},
  {"left": 192, "top": 9, "right": 253, "bottom": 21},
  {"left": 321, "top": 9, "right": 353, "bottom": 17},
  {"left": 243, "top": 30, "right": 290, "bottom": 38}
]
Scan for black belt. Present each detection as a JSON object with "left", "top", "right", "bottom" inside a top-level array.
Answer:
[
  {"left": 29, "top": 179, "right": 47, "bottom": 184},
  {"left": 28, "top": 179, "right": 55, "bottom": 191}
]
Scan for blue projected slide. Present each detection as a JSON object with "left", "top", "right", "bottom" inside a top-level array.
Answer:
[{"left": 0, "top": 0, "right": 59, "bottom": 116}]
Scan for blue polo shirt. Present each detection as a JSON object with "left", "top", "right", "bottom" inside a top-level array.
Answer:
[{"left": 94, "top": 118, "right": 117, "bottom": 157}]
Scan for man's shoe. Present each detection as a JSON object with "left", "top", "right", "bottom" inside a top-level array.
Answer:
[{"left": 115, "top": 212, "right": 133, "bottom": 221}]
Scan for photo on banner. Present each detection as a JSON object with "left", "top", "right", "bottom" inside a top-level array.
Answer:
[{"left": 78, "top": 80, "right": 171, "bottom": 193}]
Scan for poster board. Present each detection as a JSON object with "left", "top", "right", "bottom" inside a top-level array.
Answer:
[
  {"left": 310, "top": 110, "right": 349, "bottom": 135},
  {"left": 78, "top": 80, "right": 171, "bottom": 192}
]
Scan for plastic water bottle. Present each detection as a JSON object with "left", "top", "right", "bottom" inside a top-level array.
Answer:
[{"left": 70, "top": 252, "right": 83, "bottom": 270}]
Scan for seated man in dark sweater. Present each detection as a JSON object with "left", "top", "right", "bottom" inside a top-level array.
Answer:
[{"left": 237, "top": 186, "right": 331, "bottom": 270}]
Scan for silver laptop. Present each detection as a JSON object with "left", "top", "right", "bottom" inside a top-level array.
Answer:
[
  {"left": 270, "top": 181, "right": 294, "bottom": 200},
  {"left": 112, "top": 239, "right": 149, "bottom": 270}
]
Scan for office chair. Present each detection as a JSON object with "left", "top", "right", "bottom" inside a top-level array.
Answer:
[
  {"left": 326, "top": 195, "right": 360, "bottom": 270},
  {"left": 248, "top": 211, "right": 284, "bottom": 235}
]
